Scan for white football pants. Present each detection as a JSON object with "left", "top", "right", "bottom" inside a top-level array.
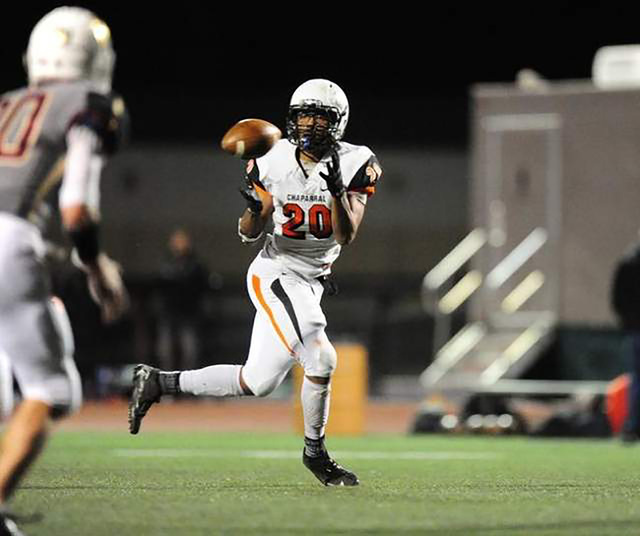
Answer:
[
  {"left": 0, "top": 214, "right": 82, "bottom": 416},
  {"left": 241, "top": 253, "right": 337, "bottom": 397}
]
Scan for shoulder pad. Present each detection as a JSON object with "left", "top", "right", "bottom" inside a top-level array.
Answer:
[{"left": 69, "top": 92, "right": 129, "bottom": 155}]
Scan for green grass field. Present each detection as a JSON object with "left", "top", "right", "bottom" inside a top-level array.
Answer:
[{"left": 11, "top": 431, "right": 640, "bottom": 535}]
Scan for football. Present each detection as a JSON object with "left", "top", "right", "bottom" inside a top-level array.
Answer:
[{"left": 220, "top": 118, "right": 282, "bottom": 159}]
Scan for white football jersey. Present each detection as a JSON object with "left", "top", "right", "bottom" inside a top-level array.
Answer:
[{"left": 247, "top": 139, "right": 382, "bottom": 279}]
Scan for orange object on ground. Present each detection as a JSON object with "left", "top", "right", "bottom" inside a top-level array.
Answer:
[{"left": 606, "top": 373, "right": 631, "bottom": 435}]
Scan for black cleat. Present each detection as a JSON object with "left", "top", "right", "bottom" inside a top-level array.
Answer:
[
  {"left": 128, "top": 364, "right": 162, "bottom": 434},
  {"left": 0, "top": 512, "right": 25, "bottom": 536},
  {"left": 303, "top": 450, "right": 360, "bottom": 487}
]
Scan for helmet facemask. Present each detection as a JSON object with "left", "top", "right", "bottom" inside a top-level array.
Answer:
[{"left": 287, "top": 101, "right": 342, "bottom": 158}]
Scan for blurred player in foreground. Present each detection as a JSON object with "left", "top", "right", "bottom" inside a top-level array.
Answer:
[
  {"left": 129, "top": 79, "right": 382, "bottom": 486},
  {"left": 0, "top": 8, "right": 128, "bottom": 534}
]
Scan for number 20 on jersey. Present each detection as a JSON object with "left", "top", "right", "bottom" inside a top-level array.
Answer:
[{"left": 282, "top": 203, "right": 332, "bottom": 239}]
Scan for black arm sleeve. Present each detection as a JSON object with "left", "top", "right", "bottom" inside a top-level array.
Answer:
[{"left": 68, "top": 222, "right": 100, "bottom": 264}]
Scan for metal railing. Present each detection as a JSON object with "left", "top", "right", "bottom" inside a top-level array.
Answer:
[
  {"left": 485, "top": 227, "right": 547, "bottom": 290},
  {"left": 422, "top": 228, "right": 487, "bottom": 358},
  {"left": 422, "top": 226, "right": 550, "bottom": 369}
]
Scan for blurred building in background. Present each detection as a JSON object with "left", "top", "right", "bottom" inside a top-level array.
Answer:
[{"left": 415, "top": 48, "right": 640, "bottom": 437}]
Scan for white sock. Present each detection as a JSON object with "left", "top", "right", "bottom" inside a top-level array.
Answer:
[
  {"left": 179, "top": 365, "right": 244, "bottom": 397},
  {"left": 301, "top": 376, "right": 331, "bottom": 440}
]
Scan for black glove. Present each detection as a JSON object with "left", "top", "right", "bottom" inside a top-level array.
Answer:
[
  {"left": 239, "top": 174, "right": 263, "bottom": 214},
  {"left": 319, "top": 150, "right": 346, "bottom": 198},
  {"left": 317, "top": 275, "right": 339, "bottom": 296}
]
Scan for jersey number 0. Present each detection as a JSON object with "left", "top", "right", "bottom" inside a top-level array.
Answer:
[{"left": 0, "top": 92, "right": 48, "bottom": 163}]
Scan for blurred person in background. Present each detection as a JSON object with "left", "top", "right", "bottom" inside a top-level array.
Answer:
[
  {"left": 154, "top": 228, "right": 214, "bottom": 372},
  {"left": 611, "top": 240, "right": 640, "bottom": 443},
  {"left": 0, "top": 7, "right": 128, "bottom": 534},
  {"left": 129, "top": 79, "right": 382, "bottom": 486}
]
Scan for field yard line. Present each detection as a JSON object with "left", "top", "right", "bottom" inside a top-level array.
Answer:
[{"left": 112, "top": 449, "right": 500, "bottom": 460}]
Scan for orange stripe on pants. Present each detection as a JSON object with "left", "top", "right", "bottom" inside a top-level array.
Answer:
[{"left": 252, "top": 275, "right": 295, "bottom": 355}]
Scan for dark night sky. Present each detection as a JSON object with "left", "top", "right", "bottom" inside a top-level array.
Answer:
[{"left": 5, "top": 4, "right": 640, "bottom": 147}]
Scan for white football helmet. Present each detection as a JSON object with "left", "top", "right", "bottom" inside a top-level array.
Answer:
[
  {"left": 25, "top": 7, "right": 115, "bottom": 92},
  {"left": 286, "top": 79, "right": 349, "bottom": 154}
]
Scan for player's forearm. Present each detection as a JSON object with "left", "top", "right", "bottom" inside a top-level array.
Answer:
[
  {"left": 238, "top": 187, "right": 273, "bottom": 243},
  {"left": 62, "top": 204, "right": 101, "bottom": 267},
  {"left": 61, "top": 203, "right": 95, "bottom": 229},
  {"left": 239, "top": 209, "right": 267, "bottom": 238},
  {"left": 332, "top": 194, "right": 360, "bottom": 245}
]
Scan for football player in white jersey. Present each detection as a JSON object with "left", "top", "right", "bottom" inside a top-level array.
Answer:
[
  {"left": 0, "top": 8, "right": 128, "bottom": 534},
  {"left": 129, "top": 79, "right": 381, "bottom": 487}
]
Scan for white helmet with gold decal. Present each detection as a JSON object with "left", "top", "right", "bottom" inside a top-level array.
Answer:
[{"left": 25, "top": 7, "right": 115, "bottom": 92}]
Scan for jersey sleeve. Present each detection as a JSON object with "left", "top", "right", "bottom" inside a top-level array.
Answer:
[
  {"left": 67, "top": 91, "right": 129, "bottom": 156},
  {"left": 347, "top": 154, "right": 382, "bottom": 197},
  {"left": 59, "top": 127, "right": 102, "bottom": 212}
]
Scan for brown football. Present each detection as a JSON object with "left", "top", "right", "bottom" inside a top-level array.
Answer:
[{"left": 220, "top": 118, "right": 282, "bottom": 159}]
